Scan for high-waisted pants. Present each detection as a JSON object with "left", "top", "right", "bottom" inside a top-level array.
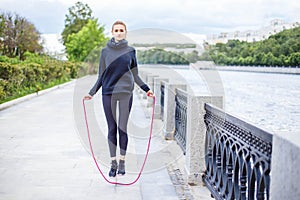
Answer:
[{"left": 102, "top": 93, "right": 133, "bottom": 157}]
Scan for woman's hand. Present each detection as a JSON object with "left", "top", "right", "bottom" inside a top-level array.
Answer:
[
  {"left": 83, "top": 94, "right": 93, "bottom": 100},
  {"left": 147, "top": 90, "right": 155, "bottom": 98}
]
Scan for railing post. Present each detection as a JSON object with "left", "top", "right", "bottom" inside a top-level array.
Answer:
[
  {"left": 140, "top": 71, "right": 151, "bottom": 99},
  {"left": 270, "top": 132, "right": 300, "bottom": 200},
  {"left": 146, "top": 74, "right": 159, "bottom": 107},
  {"left": 185, "top": 95, "right": 223, "bottom": 185},
  {"left": 153, "top": 77, "right": 168, "bottom": 119},
  {"left": 163, "top": 82, "right": 186, "bottom": 140}
]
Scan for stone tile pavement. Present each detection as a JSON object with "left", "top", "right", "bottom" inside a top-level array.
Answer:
[{"left": 0, "top": 77, "right": 212, "bottom": 200}]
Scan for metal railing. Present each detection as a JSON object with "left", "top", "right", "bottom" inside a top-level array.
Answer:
[
  {"left": 160, "top": 84, "right": 165, "bottom": 120},
  {"left": 203, "top": 103, "right": 273, "bottom": 200},
  {"left": 174, "top": 88, "right": 188, "bottom": 154}
]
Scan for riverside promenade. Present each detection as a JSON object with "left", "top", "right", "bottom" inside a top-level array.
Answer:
[{"left": 0, "top": 76, "right": 211, "bottom": 200}]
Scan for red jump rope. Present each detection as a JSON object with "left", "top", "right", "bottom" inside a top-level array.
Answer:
[{"left": 82, "top": 96, "right": 156, "bottom": 186}]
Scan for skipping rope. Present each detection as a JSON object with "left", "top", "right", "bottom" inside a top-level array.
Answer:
[{"left": 82, "top": 96, "right": 156, "bottom": 186}]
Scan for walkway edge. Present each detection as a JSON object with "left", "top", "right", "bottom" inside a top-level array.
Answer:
[{"left": 0, "top": 79, "right": 76, "bottom": 111}]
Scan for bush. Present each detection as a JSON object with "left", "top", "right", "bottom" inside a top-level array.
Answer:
[
  {"left": 0, "top": 56, "right": 87, "bottom": 103},
  {"left": 0, "top": 79, "right": 8, "bottom": 99}
]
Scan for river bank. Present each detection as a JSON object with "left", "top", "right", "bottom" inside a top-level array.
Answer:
[
  {"left": 191, "top": 61, "right": 300, "bottom": 75},
  {"left": 216, "top": 65, "right": 300, "bottom": 75}
]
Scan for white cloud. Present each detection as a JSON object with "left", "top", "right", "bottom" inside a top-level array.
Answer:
[
  {"left": 0, "top": 0, "right": 299, "bottom": 34},
  {"left": 41, "top": 34, "right": 64, "bottom": 53}
]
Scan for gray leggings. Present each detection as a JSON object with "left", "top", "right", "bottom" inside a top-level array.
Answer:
[{"left": 102, "top": 93, "right": 133, "bottom": 157}]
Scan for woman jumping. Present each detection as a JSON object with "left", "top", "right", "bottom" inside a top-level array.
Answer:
[{"left": 84, "top": 21, "right": 154, "bottom": 177}]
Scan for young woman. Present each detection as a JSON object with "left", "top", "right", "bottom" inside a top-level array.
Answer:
[{"left": 84, "top": 21, "right": 154, "bottom": 177}]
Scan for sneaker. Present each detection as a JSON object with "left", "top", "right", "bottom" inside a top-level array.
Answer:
[
  {"left": 109, "top": 160, "right": 118, "bottom": 177},
  {"left": 117, "top": 160, "right": 125, "bottom": 175}
]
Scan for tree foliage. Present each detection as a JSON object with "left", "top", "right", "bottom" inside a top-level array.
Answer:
[
  {"left": 62, "top": 1, "right": 108, "bottom": 63},
  {"left": 65, "top": 19, "right": 108, "bottom": 62},
  {"left": 137, "top": 48, "right": 200, "bottom": 65},
  {"left": 207, "top": 27, "right": 300, "bottom": 67},
  {"left": 0, "top": 12, "right": 43, "bottom": 60},
  {"left": 0, "top": 7, "right": 94, "bottom": 103},
  {"left": 61, "top": 1, "right": 93, "bottom": 45}
]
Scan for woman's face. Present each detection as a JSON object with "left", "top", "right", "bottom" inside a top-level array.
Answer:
[{"left": 112, "top": 24, "right": 126, "bottom": 42}]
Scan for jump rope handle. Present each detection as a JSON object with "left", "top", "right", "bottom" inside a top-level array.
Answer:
[{"left": 147, "top": 90, "right": 154, "bottom": 98}]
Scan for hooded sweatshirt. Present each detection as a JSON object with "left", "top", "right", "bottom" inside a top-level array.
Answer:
[{"left": 89, "top": 38, "right": 150, "bottom": 96}]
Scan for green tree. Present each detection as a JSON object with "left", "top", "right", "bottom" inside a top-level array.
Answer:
[
  {"left": 0, "top": 12, "right": 42, "bottom": 60},
  {"left": 208, "top": 26, "right": 300, "bottom": 66},
  {"left": 184, "top": 50, "right": 199, "bottom": 63},
  {"left": 288, "top": 52, "right": 300, "bottom": 67},
  {"left": 61, "top": 1, "right": 93, "bottom": 45},
  {"left": 65, "top": 19, "right": 108, "bottom": 62},
  {"left": 198, "top": 51, "right": 212, "bottom": 61},
  {"left": 0, "top": 14, "right": 4, "bottom": 50},
  {"left": 136, "top": 48, "right": 190, "bottom": 65}
]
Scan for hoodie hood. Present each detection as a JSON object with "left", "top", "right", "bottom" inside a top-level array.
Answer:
[{"left": 107, "top": 38, "right": 128, "bottom": 49}]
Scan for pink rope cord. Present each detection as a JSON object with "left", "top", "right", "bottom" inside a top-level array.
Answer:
[{"left": 82, "top": 96, "right": 156, "bottom": 185}]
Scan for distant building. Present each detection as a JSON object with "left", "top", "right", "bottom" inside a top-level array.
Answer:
[{"left": 206, "top": 19, "right": 300, "bottom": 45}]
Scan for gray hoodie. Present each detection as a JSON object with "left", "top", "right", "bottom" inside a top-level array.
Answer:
[{"left": 89, "top": 38, "right": 150, "bottom": 96}]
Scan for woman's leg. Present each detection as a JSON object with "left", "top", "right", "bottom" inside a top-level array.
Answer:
[
  {"left": 102, "top": 94, "right": 118, "bottom": 158},
  {"left": 117, "top": 93, "right": 133, "bottom": 175},
  {"left": 118, "top": 93, "right": 133, "bottom": 156}
]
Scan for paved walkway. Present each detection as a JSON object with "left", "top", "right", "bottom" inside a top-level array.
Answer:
[{"left": 0, "top": 76, "right": 212, "bottom": 200}]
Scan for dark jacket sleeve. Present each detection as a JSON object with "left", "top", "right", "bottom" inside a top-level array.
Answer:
[
  {"left": 131, "top": 50, "right": 150, "bottom": 92},
  {"left": 89, "top": 49, "right": 106, "bottom": 96}
]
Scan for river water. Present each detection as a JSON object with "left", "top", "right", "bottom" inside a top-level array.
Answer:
[
  {"left": 171, "top": 66, "right": 300, "bottom": 134},
  {"left": 218, "top": 70, "right": 299, "bottom": 134}
]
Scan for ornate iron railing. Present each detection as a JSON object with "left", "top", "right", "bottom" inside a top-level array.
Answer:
[
  {"left": 160, "top": 84, "right": 165, "bottom": 120},
  {"left": 174, "top": 88, "right": 188, "bottom": 154},
  {"left": 203, "top": 103, "right": 273, "bottom": 200}
]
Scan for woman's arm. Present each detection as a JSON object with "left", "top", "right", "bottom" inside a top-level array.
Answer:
[
  {"left": 131, "top": 50, "right": 151, "bottom": 93},
  {"left": 88, "top": 49, "right": 106, "bottom": 96}
]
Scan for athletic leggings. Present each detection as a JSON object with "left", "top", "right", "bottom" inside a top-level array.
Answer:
[{"left": 102, "top": 93, "right": 133, "bottom": 157}]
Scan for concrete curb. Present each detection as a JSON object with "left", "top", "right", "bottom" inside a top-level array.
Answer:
[{"left": 0, "top": 79, "right": 76, "bottom": 111}]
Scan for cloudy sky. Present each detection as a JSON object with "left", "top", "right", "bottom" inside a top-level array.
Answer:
[{"left": 0, "top": 0, "right": 299, "bottom": 36}]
